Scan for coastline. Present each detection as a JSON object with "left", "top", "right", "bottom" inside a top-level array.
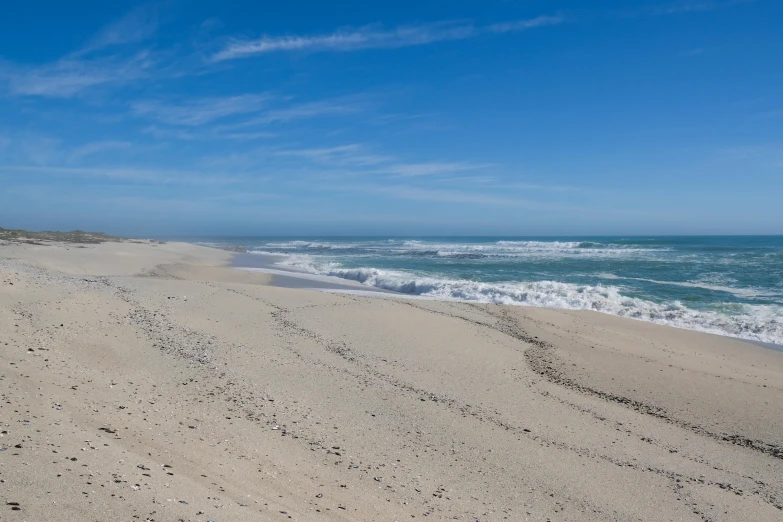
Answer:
[
  {"left": 2, "top": 240, "right": 782, "bottom": 521},
  {"left": 749, "top": 340, "right": 783, "bottom": 353},
  {"left": 229, "top": 249, "right": 783, "bottom": 352},
  {"left": 231, "top": 251, "right": 398, "bottom": 293}
]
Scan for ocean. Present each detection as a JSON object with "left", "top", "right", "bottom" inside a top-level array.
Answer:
[{"left": 192, "top": 236, "right": 783, "bottom": 345}]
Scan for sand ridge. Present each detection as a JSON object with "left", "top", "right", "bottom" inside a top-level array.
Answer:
[{"left": 1, "top": 241, "right": 782, "bottom": 521}]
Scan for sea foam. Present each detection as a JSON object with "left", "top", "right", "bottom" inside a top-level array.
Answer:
[{"left": 278, "top": 256, "right": 783, "bottom": 345}]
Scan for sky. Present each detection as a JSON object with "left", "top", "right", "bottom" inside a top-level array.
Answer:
[{"left": 0, "top": 0, "right": 781, "bottom": 236}]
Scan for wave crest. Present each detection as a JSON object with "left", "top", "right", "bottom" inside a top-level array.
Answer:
[{"left": 253, "top": 239, "right": 671, "bottom": 260}]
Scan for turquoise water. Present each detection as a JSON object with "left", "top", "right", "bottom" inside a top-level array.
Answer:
[{"left": 195, "top": 236, "right": 783, "bottom": 344}]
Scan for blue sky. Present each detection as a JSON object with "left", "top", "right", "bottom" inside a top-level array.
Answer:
[{"left": 0, "top": 0, "right": 781, "bottom": 236}]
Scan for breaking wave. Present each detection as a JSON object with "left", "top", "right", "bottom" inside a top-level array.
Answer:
[
  {"left": 255, "top": 239, "right": 671, "bottom": 260},
  {"left": 278, "top": 256, "right": 783, "bottom": 344}
]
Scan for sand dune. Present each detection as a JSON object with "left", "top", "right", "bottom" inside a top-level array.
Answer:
[{"left": 1, "top": 241, "right": 781, "bottom": 521}]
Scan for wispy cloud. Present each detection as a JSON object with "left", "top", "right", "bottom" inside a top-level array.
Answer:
[
  {"left": 274, "top": 144, "right": 393, "bottom": 166},
  {"left": 199, "top": 151, "right": 269, "bottom": 171},
  {"left": 276, "top": 144, "right": 362, "bottom": 157},
  {"left": 132, "top": 94, "right": 271, "bottom": 126},
  {"left": 143, "top": 126, "right": 276, "bottom": 141},
  {"left": 323, "top": 182, "right": 582, "bottom": 210},
  {"left": 0, "top": 133, "right": 61, "bottom": 165},
  {"left": 273, "top": 145, "right": 489, "bottom": 175},
  {"left": 80, "top": 3, "right": 159, "bottom": 54},
  {"left": 659, "top": 0, "right": 755, "bottom": 14},
  {"left": 211, "top": 15, "right": 564, "bottom": 61},
  {"left": 218, "top": 130, "right": 279, "bottom": 140},
  {"left": 487, "top": 16, "right": 568, "bottom": 33},
  {"left": 385, "top": 162, "right": 484, "bottom": 177},
  {"left": 317, "top": 182, "right": 650, "bottom": 217},
  {"left": 142, "top": 126, "right": 202, "bottom": 141},
  {"left": 216, "top": 98, "right": 367, "bottom": 130},
  {"left": 68, "top": 141, "right": 132, "bottom": 162},
  {"left": 133, "top": 95, "right": 365, "bottom": 137},
  {"left": 448, "top": 175, "right": 582, "bottom": 192},
  {"left": 373, "top": 184, "right": 526, "bottom": 206},
  {"left": 619, "top": 0, "right": 755, "bottom": 17},
  {"left": 212, "top": 22, "right": 474, "bottom": 60},
  {"left": 0, "top": 164, "right": 240, "bottom": 186},
  {"left": 0, "top": 5, "right": 162, "bottom": 98},
  {"left": 3, "top": 52, "right": 153, "bottom": 98},
  {"left": 253, "top": 100, "right": 363, "bottom": 124}
]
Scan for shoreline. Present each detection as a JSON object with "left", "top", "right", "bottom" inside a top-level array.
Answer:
[
  {"left": 231, "top": 251, "right": 399, "bottom": 293},
  {"left": 749, "top": 340, "right": 783, "bottom": 353},
  {"left": 229, "top": 250, "right": 783, "bottom": 352},
  {"left": 4, "top": 240, "right": 780, "bottom": 521}
]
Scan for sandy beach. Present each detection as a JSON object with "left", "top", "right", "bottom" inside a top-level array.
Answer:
[{"left": 1, "top": 240, "right": 781, "bottom": 521}]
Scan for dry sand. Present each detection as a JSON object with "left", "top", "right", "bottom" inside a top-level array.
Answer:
[{"left": 1, "top": 241, "right": 781, "bottom": 521}]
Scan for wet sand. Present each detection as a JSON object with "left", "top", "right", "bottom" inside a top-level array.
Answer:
[
  {"left": 750, "top": 340, "right": 783, "bottom": 353},
  {"left": 1, "top": 240, "right": 782, "bottom": 521},
  {"left": 232, "top": 251, "right": 397, "bottom": 293}
]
